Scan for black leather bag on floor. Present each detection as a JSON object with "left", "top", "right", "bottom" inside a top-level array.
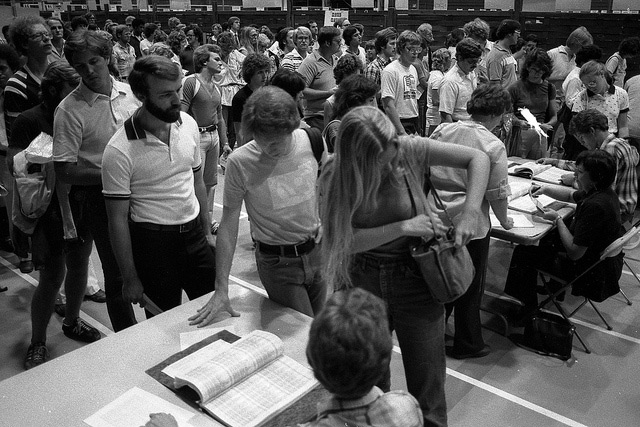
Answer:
[{"left": 511, "top": 311, "right": 575, "bottom": 361}]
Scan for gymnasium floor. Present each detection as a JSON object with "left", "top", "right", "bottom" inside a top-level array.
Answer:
[{"left": 1, "top": 173, "right": 640, "bottom": 427}]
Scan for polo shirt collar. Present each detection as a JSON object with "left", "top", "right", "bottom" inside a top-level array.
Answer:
[
  {"left": 124, "top": 112, "right": 183, "bottom": 141},
  {"left": 586, "top": 83, "right": 616, "bottom": 98},
  {"left": 318, "top": 387, "right": 383, "bottom": 414},
  {"left": 313, "top": 49, "right": 333, "bottom": 66},
  {"left": 77, "top": 76, "right": 127, "bottom": 106}
]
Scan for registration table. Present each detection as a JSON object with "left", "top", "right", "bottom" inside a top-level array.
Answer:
[{"left": 0, "top": 285, "right": 317, "bottom": 427}]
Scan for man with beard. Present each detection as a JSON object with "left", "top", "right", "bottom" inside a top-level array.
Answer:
[
  {"left": 102, "top": 55, "right": 216, "bottom": 315},
  {"left": 53, "top": 30, "right": 139, "bottom": 332}
]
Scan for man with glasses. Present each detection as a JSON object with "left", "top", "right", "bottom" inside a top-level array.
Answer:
[
  {"left": 381, "top": 30, "right": 422, "bottom": 135},
  {"left": 282, "top": 26, "right": 311, "bottom": 73},
  {"left": 486, "top": 19, "right": 521, "bottom": 88},
  {"left": 297, "top": 26, "right": 341, "bottom": 130},
  {"left": 46, "top": 18, "right": 65, "bottom": 62},
  {"left": 440, "top": 38, "right": 482, "bottom": 124}
]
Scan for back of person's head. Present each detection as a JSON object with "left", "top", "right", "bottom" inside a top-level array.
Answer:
[
  {"left": 521, "top": 48, "right": 552, "bottom": 81},
  {"left": 618, "top": 37, "right": 640, "bottom": 58},
  {"left": 241, "top": 52, "right": 271, "bottom": 82},
  {"left": 333, "top": 54, "right": 363, "bottom": 85},
  {"left": 446, "top": 28, "right": 466, "bottom": 48},
  {"left": 456, "top": 38, "right": 482, "bottom": 61},
  {"left": 569, "top": 109, "right": 609, "bottom": 135},
  {"left": 333, "top": 74, "right": 378, "bottom": 120},
  {"left": 0, "top": 44, "right": 21, "bottom": 76},
  {"left": 168, "top": 16, "right": 181, "bottom": 29},
  {"left": 318, "top": 26, "right": 341, "bottom": 46},
  {"left": 41, "top": 60, "right": 80, "bottom": 106},
  {"left": 216, "top": 31, "right": 236, "bottom": 53},
  {"left": 431, "top": 47, "right": 452, "bottom": 72},
  {"left": 342, "top": 25, "right": 359, "bottom": 45},
  {"left": 463, "top": 18, "right": 490, "bottom": 42},
  {"left": 132, "top": 18, "right": 145, "bottom": 29},
  {"left": 306, "top": 288, "right": 392, "bottom": 399},
  {"left": 579, "top": 60, "right": 605, "bottom": 79},
  {"left": 144, "top": 23, "right": 158, "bottom": 39},
  {"left": 575, "top": 149, "right": 616, "bottom": 190},
  {"left": 374, "top": 27, "right": 397, "bottom": 54},
  {"left": 193, "top": 44, "right": 220, "bottom": 73},
  {"left": 575, "top": 44, "right": 602, "bottom": 67},
  {"left": 9, "top": 15, "right": 46, "bottom": 56},
  {"left": 525, "top": 33, "right": 538, "bottom": 44},
  {"left": 241, "top": 86, "right": 300, "bottom": 141},
  {"left": 496, "top": 19, "right": 520, "bottom": 40},
  {"left": 467, "top": 84, "right": 511, "bottom": 117},
  {"left": 275, "top": 26, "right": 293, "bottom": 50},
  {"left": 269, "top": 68, "right": 306, "bottom": 99},
  {"left": 128, "top": 55, "right": 181, "bottom": 100},
  {"left": 566, "top": 26, "right": 593, "bottom": 52},
  {"left": 70, "top": 16, "right": 88, "bottom": 32},
  {"left": 397, "top": 30, "right": 421, "bottom": 52},
  {"left": 65, "top": 29, "right": 113, "bottom": 63}
]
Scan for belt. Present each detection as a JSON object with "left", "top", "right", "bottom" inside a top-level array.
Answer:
[
  {"left": 132, "top": 217, "right": 199, "bottom": 233},
  {"left": 199, "top": 124, "right": 217, "bottom": 133},
  {"left": 256, "top": 239, "right": 315, "bottom": 257}
]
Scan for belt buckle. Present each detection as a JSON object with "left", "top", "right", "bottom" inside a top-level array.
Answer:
[
  {"left": 179, "top": 221, "right": 190, "bottom": 233},
  {"left": 293, "top": 244, "right": 300, "bottom": 257}
]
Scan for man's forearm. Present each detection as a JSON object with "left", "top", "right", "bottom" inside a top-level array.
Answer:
[{"left": 382, "top": 98, "right": 405, "bottom": 135}]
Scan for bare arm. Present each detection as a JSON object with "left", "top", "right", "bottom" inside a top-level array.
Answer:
[
  {"left": 189, "top": 204, "right": 242, "bottom": 326},
  {"left": 193, "top": 167, "right": 215, "bottom": 247},
  {"left": 352, "top": 214, "right": 448, "bottom": 253},
  {"left": 617, "top": 111, "right": 629, "bottom": 139},
  {"left": 531, "top": 184, "right": 576, "bottom": 203},
  {"left": 302, "top": 86, "right": 336, "bottom": 102},
  {"left": 382, "top": 97, "right": 407, "bottom": 135},
  {"left": 54, "top": 161, "right": 102, "bottom": 186},
  {"left": 489, "top": 198, "right": 513, "bottom": 229}
]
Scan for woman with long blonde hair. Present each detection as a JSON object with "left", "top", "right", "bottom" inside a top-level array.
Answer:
[{"left": 318, "top": 106, "right": 489, "bottom": 427}]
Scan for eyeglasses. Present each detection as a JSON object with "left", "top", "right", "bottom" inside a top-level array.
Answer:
[
  {"left": 29, "top": 32, "right": 52, "bottom": 41},
  {"left": 406, "top": 46, "right": 422, "bottom": 54}
]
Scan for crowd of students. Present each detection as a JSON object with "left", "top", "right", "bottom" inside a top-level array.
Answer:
[{"left": 1, "top": 11, "right": 640, "bottom": 427}]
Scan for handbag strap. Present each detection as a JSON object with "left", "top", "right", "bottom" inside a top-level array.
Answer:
[
  {"left": 423, "top": 172, "right": 454, "bottom": 226},
  {"left": 404, "top": 172, "right": 454, "bottom": 240}
]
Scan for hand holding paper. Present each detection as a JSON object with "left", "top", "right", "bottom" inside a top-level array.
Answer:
[{"left": 519, "top": 107, "right": 548, "bottom": 138}]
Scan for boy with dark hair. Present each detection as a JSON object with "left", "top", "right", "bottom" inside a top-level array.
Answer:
[
  {"left": 300, "top": 288, "right": 423, "bottom": 426},
  {"left": 486, "top": 19, "right": 521, "bottom": 88}
]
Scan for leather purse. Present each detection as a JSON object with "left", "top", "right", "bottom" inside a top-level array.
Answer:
[
  {"left": 511, "top": 311, "right": 575, "bottom": 361},
  {"left": 409, "top": 173, "right": 475, "bottom": 304}
]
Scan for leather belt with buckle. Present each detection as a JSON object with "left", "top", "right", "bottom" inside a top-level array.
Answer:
[
  {"left": 256, "top": 239, "right": 316, "bottom": 257},
  {"left": 199, "top": 124, "right": 217, "bottom": 133},
  {"left": 132, "top": 218, "right": 199, "bottom": 233}
]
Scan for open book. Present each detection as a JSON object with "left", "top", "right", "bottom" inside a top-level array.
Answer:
[
  {"left": 508, "top": 162, "right": 567, "bottom": 184},
  {"left": 160, "top": 330, "right": 318, "bottom": 427},
  {"left": 507, "top": 181, "right": 557, "bottom": 214}
]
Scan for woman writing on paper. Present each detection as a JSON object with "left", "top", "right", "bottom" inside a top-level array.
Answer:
[
  {"left": 504, "top": 150, "right": 623, "bottom": 318},
  {"left": 318, "top": 106, "right": 490, "bottom": 427},
  {"left": 429, "top": 84, "right": 513, "bottom": 360}
]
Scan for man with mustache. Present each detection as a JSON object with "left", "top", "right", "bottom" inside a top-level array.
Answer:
[{"left": 102, "top": 55, "right": 216, "bottom": 316}]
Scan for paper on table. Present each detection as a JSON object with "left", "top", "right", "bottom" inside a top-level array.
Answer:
[
  {"left": 490, "top": 212, "right": 534, "bottom": 228},
  {"left": 180, "top": 326, "right": 234, "bottom": 351},
  {"left": 83, "top": 387, "right": 196, "bottom": 427}
]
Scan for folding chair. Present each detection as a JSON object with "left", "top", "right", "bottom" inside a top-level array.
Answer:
[
  {"left": 622, "top": 230, "right": 640, "bottom": 290},
  {"left": 534, "top": 221, "right": 640, "bottom": 354}
]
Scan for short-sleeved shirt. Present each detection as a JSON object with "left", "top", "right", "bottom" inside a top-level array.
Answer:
[
  {"left": 600, "top": 134, "right": 639, "bottom": 216},
  {"left": 429, "top": 121, "right": 510, "bottom": 239},
  {"left": 281, "top": 49, "right": 305, "bottom": 73},
  {"left": 231, "top": 85, "right": 253, "bottom": 124},
  {"left": 624, "top": 75, "right": 640, "bottom": 139},
  {"left": 381, "top": 60, "right": 419, "bottom": 119},
  {"left": 364, "top": 55, "right": 390, "bottom": 87},
  {"left": 562, "top": 67, "right": 583, "bottom": 107},
  {"left": 548, "top": 46, "right": 575, "bottom": 96},
  {"left": 295, "top": 387, "right": 423, "bottom": 427},
  {"left": 426, "top": 70, "right": 446, "bottom": 126},
  {"left": 112, "top": 43, "right": 136, "bottom": 79},
  {"left": 571, "top": 84, "right": 629, "bottom": 135},
  {"left": 486, "top": 43, "right": 518, "bottom": 88},
  {"left": 224, "top": 128, "right": 320, "bottom": 245},
  {"left": 508, "top": 79, "right": 556, "bottom": 123},
  {"left": 215, "top": 49, "right": 246, "bottom": 106},
  {"left": 439, "top": 63, "right": 478, "bottom": 121},
  {"left": 605, "top": 52, "right": 626, "bottom": 88},
  {"left": 102, "top": 112, "right": 201, "bottom": 225},
  {"left": 297, "top": 50, "right": 336, "bottom": 117},
  {"left": 181, "top": 74, "right": 221, "bottom": 127},
  {"left": 53, "top": 78, "right": 140, "bottom": 173},
  {"left": 3, "top": 65, "right": 42, "bottom": 141}
]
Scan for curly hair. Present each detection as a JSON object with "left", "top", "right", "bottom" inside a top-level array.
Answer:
[
  {"left": 269, "top": 68, "right": 306, "bottom": 100},
  {"left": 41, "top": 60, "right": 80, "bottom": 105},
  {"left": 456, "top": 38, "right": 482, "bottom": 61},
  {"left": 463, "top": 18, "right": 490, "bottom": 42},
  {"left": 575, "top": 44, "right": 602, "bottom": 67},
  {"left": 579, "top": 60, "right": 605, "bottom": 79},
  {"left": 241, "top": 86, "right": 300, "bottom": 140},
  {"left": 193, "top": 44, "right": 221, "bottom": 73},
  {"left": 445, "top": 28, "right": 465, "bottom": 48},
  {"left": 431, "top": 48, "right": 451, "bottom": 72},
  {"left": 333, "top": 54, "right": 363, "bottom": 85},
  {"left": 8, "top": 15, "right": 46, "bottom": 56},
  {"left": 332, "top": 74, "right": 379, "bottom": 120},
  {"left": 496, "top": 19, "right": 520, "bottom": 40},
  {"left": 306, "top": 288, "right": 392, "bottom": 399},
  {"left": 618, "top": 37, "right": 640, "bottom": 58},
  {"left": 241, "top": 53, "right": 271, "bottom": 82},
  {"left": 569, "top": 108, "right": 609, "bottom": 135},
  {"left": 520, "top": 48, "right": 552, "bottom": 81},
  {"left": 64, "top": 29, "right": 113, "bottom": 63},
  {"left": 467, "top": 84, "right": 511, "bottom": 117},
  {"left": 575, "top": 149, "right": 616, "bottom": 190}
]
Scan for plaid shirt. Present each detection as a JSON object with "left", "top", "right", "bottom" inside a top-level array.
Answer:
[
  {"left": 364, "top": 55, "right": 390, "bottom": 87},
  {"left": 295, "top": 387, "right": 423, "bottom": 427}
]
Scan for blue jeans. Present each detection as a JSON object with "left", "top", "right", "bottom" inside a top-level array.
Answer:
[
  {"left": 351, "top": 252, "right": 447, "bottom": 427},
  {"left": 255, "top": 244, "right": 328, "bottom": 317}
]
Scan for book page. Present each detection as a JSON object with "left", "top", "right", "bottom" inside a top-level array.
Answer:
[
  {"left": 202, "top": 355, "right": 318, "bottom": 427},
  {"left": 532, "top": 166, "right": 569, "bottom": 185},
  {"left": 508, "top": 162, "right": 551, "bottom": 178},
  {"left": 508, "top": 194, "right": 555, "bottom": 214},
  {"left": 507, "top": 181, "right": 533, "bottom": 201},
  {"left": 162, "top": 339, "right": 232, "bottom": 379},
  {"left": 173, "top": 331, "right": 283, "bottom": 403}
]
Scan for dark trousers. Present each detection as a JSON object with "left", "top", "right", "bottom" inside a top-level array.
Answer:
[
  {"left": 445, "top": 232, "right": 490, "bottom": 354},
  {"left": 401, "top": 117, "right": 421, "bottom": 135},
  {"left": 71, "top": 186, "right": 136, "bottom": 332},
  {"left": 129, "top": 221, "right": 216, "bottom": 317}
]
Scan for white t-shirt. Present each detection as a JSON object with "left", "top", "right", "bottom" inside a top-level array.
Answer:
[{"left": 381, "top": 60, "right": 419, "bottom": 119}]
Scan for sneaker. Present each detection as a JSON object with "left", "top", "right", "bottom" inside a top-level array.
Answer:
[
  {"left": 62, "top": 317, "right": 101, "bottom": 343},
  {"left": 24, "top": 342, "right": 49, "bottom": 370},
  {"left": 84, "top": 289, "right": 106, "bottom": 303},
  {"left": 210, "top": 221, "right": 220, "bottom": 235},
  {"left": 54, "top": 303, "right": 66, "bottom": 317}
]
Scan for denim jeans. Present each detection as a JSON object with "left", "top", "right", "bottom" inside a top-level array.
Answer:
[
  {"left": 255, "top": 244, "right": 328, "bottom": 317},
  {"left": 351, "top": 252, "right": 447, "bottom": 427},
  {"left": 70, "top": 186, "right": 137, "bottom": 332}
]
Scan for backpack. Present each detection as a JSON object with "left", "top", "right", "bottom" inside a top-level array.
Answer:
[{"left": 302, "top": 127, "right": 325, "bottom": 175}]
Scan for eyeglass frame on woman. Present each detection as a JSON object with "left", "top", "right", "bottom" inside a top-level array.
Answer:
[{"left": 29, "top": 31, "right": 52, "bottom": 41}]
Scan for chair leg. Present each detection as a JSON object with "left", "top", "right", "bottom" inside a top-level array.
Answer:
[
  {"left": 553, "top": 299, "right": 591, "bottom": 354},
  {"left": 588, "top": 299, "right": 613, "bottom": 331},
  {"left": 619, "top": 288, "right": 633, "bottom": 306},
  {"left": 624, "top": 259, "right": 640, "bottom": 287}
]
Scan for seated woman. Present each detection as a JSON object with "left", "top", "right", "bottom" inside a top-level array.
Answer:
[
  {"left": 322, "top": 74, "right": 378, "bottom": 152},
  {"left": 504, "top": 150, "right": 624, "bottom": 317},
  {"left": 507, "top": 48, "right": 557, "bottom": 159},
  {"left": 429, "top": 84, "right": 513, "bottom": 359}
]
